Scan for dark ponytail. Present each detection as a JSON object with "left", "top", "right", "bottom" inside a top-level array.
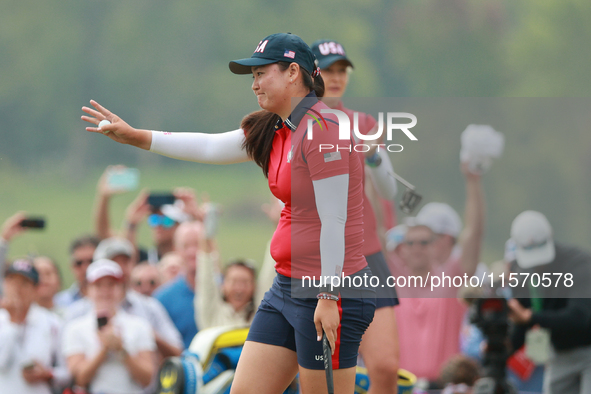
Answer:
[
  {"left": 301, "top": 66, "right": 325, "bottom": 98},
  {"left": 241, "top": 110, "right": 280, "bottom": 177},
  {"left": 241, "top": 62, "right": 325, "bottom": 177}
]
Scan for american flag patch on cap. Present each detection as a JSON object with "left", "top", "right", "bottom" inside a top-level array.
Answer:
[
  {"left": 323, "top": 151, "right": 342, "bottom": 162},
  {"left": 284, "top": 49, "right": 296, "bottom": 59}
]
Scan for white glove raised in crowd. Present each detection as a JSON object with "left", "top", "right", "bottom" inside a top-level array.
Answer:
[{"left": 460, "top": 124, "right": 505, "bottom": 174}]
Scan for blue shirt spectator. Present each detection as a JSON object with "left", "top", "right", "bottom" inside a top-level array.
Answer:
[{"left": 154, "top": 275, "right": 197, "bottom": 349}]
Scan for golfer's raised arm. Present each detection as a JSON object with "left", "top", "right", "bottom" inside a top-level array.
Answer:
[
  {"left": 82, "top": 100, "right": 250, "bottom": 164},
  {"left": 150, "top": 129, "right": 249, "bottom": 164}
]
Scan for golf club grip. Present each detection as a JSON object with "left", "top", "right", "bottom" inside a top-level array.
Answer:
[{"left": 322, "top": 332, "right": 334, "bottom": 394}]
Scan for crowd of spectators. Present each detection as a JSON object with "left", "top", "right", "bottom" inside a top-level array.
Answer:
[
  {"left": 2, "top": 132, "right": 591, "bottom": 394},
  {"left": 0, "top": 166, "right": 276, "bottom": 394}
]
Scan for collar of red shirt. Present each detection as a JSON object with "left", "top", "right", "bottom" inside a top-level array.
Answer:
[{"left": 274, "top": 91, "right": 319, "bottom": 132}]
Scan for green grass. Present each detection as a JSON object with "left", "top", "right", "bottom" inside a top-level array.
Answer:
[{"left": 0, "top": 162, "right": 275, "bottom": 287}]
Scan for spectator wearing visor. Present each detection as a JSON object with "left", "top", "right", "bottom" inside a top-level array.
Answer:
[
  {"left": 82, "top": 32, "right": 376, "bottom": 394},
  {"left": 0, "top": 259, "right": 70, "bottom": 394},
  {"left": 507, "top": 211, "right": 591, "bottom": 394},
  {"left": 65, "top": 237, "right": 183, "bottom": 360},
  {"left": 63, "top": 259, "right": 155, "bottom": 394},
  {"left": 310, "top": 38, "right": 401, "bottom": 394}
]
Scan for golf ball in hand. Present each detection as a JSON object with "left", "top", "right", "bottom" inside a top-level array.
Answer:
[{"left": 98, "top": 120, "right": 111, "bottom": 133}]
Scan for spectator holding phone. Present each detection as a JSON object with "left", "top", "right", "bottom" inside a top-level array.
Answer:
[
  {"left": 0, "top": 259, "right": 70, "bottom": 394},
  {"left": 54, "top": 235, "right": 100, "bottom": 309},
  {"left": 0, "top": 212, "right": 33, "bottom": 297},
  {"left": 65, "top": 237, "right": 183, "bottom": 359},
  {"left": 129, "top": 188, "right": 204, "bottom": 264},
  {"left": 94, "top": 165, "right": 136, "bottom": 240},
  {"left": 94, "top": 165, "right": 203, "bottom": 265},
  {"left": 63, "top": 259, "right": 155, "bottom": 394}
]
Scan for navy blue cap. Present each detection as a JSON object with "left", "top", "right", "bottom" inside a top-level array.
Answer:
[
  {"left": 311, "top": 39, "right": 354, "bottom": 70},
  {"left": 5, "top": 259, "right": 39, "bottom": 285},
  {"left": 230, "top": 33, "right": 317, "bottom": 75}
]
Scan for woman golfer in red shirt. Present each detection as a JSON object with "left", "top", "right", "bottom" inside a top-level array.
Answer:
[
  {"left": 82, "top": 33, "right": 375, "bottom": 394},
  {"left": 311, "top": 38, "right": 401, "bottom": 394}
]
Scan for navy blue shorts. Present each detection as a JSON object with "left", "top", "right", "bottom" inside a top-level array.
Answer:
[
  {"left": 247, "top": 267, "right": 376, "bottom": 370},
  {"left": 365, "top": 251, "right": 399, "bottom": 309}
]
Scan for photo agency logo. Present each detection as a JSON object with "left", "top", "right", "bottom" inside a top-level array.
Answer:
[{"left": 306, "top": 109, "right": 418, "bottom": 153}]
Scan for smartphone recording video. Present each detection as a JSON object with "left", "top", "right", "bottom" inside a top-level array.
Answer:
[
  {"left": 97, "top": 316, "right": 109, "bottom": 329},
  {"left": 107, "top": 167, "right": 140, "bottom": 192},
  {"left": 20, "top": 218, "right": 46, "bottom": 229},
  {"left": 148, "top": 193, "right": 175, "bottom": 209}
]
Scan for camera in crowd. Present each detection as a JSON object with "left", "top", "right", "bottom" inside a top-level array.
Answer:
[{"left": 469, "top": 298, "right": 517, "bottom": 394}]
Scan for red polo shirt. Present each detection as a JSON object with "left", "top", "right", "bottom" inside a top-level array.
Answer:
[{"left": 266, "top": 94, "right": 366, "bottom": 279}]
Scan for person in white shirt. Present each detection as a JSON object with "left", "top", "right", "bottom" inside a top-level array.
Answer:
[
  {"left": 65, "top": 237, "right": 183, "bottom": 358},
  {"left": 63, "top": 259, "right": 155, "bottom": 394},
  {"left": 0, "top": 259, "right": 70, "bottom": 394}
]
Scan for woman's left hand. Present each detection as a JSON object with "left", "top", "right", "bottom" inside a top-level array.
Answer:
[{"left": 313, "top": 299, "right": 340, "bottom": 354}]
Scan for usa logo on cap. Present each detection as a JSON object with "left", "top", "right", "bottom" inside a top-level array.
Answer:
[
  {"left": 284, "top": 49, "right": 296, "bottom": 59},
  {"left": 13, "top": 259, "right": 33, "bottom": 271},
  {"left": 318, "top": 42, "right": 345, "bottom": 56}
]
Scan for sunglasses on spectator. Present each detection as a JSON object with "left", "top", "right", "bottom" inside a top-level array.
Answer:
[
  {"left": 73, "top": 258, "right": 93, "bottom": 268},
  {"left": 404, "top": 238, "right": 433, "bottom": 247},
  {"left": 147, "top": 214, "right": 177, "bottom": 229},
  {"left": 135, "top": 280, "right": 157, "bottom": 287}
]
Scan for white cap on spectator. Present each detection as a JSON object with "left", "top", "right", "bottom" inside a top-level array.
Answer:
[
  {"left": 161, "top": 201, "right": 191, "bottom": 223},
  {"left": 510, "top": 210, "right": 555, "bottom": 269},
  {"left": 87, "top": 259, "right": 124, "bottom": 283},
  {"left": 415, "top": 202, "right": 462, "bottom": 238},
  {"left": 386, "top": 224, "right": 408, "bottom": 251},
  {"left": 93, "top": 237, "right": 134, "bottom": 261}
]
